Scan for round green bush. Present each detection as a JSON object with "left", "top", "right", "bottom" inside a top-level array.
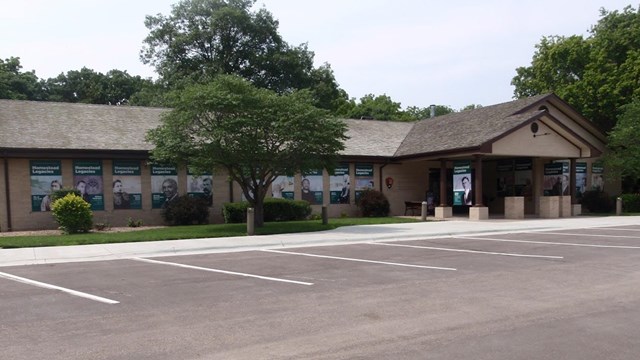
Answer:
[
  {"left": 51, "top": 193, "right": 93, "bottom": 234},
  {"left": 356, "top": 189, "right": 390, "bottom": 217}
]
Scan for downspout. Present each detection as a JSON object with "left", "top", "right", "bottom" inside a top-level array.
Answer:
[
  {"left": 3, "top": 156, "right": 12, "bottom": 232},
  {"left": 379, "top": 162, "right": 389, "bottom": 192}
]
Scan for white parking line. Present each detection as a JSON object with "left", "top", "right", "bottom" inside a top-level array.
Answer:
[
  {"left": 0, "top": 271, "right": 119, "bottom": 305},
  {"left": 591, "top": 228, "right": 640, "bottom": 232},
  {"left": 457, "top": 236, "right": 640, "bottom": 249},
  {"left": 262, "top": 249, "right": 457, "bottom": 271},
  {"left": 535, "top": 232, "right": 640, "bottom": 239},
  {"left": 367, "top": 242, "right": 564, "bottom": 259},
  {"left": 132, "top": 257, "right": 313, "bottom": 286}
]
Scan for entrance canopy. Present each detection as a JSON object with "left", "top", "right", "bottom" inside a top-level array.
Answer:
[{"left": 390, "top": 93, "right": 605, "bottom": 162}]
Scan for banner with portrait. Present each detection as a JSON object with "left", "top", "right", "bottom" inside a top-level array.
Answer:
[
  {"left": 496, "top": 159, "right": 514, "bottom": 197},
  {"left": 187, "top": 168, "right": 213, "bottom": 206},
  {"left": 30, "top": 160, "right": 62, "bottom": 212},
  {"left": 543, "top": 163, "right": 564, "bottom": 196},
  {"left": 73, "top": 160, "right": 104, "bottom": 211},
  {"left": 112, "top": 160, "right": 142, "bottom": 209},
  {"left": 514, "top": 158, "right": 533, "bottom": 196},
  {"left": 575, "top": 162, "right": 587, "bottom": 199},
  {"left": 271, "top": 175, "right": 294, "bottom": 200},
  {"left": 354, "top": 164, "right": 374, "bottom": 202},
  {"left": 592, "top": 163, "right": 604, "bottom": 191},
  {"left": 330, "top": 163, "right": 350, "bottom": 204},
  {"left": 151, "top": 165, "right": 178, "bottom": 209},
  {"left": 453, "top": 161, "right": 472, "bottom": 206},
  {"left": 301, "top": 169, "right": 323, "bottom": 205}
]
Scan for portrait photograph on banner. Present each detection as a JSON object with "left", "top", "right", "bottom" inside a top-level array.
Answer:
[
  {"left": 543, "top": 163, "right": 564, "bottom": 196},
  {"left": 453, "top": 161, "right": 472, "bottom": 206},
  {"left": 330, "top": 163, "right": 350, "bottom": 204},
  {"left": 187, "top": 168, "right": 213, "bottom": 206},
  {"left": 301, "top": 169, "right": 323, "bottom": 205},
  {"left": 271, "top": 175, "right": 295, "bottom": 200},
  {"left": 112, "top": 160, "right": 142, "bottom": 209},
  {"left": 354, "top": 164, "right": 373, "bottom": 202},
  {"left": 151, "top": 165, "right": 179, "bottom": 209},
  {"left": 73, "top": 160, "right": 104, "bottom": 211},
  {"left": 30, "top": 160, "right": 62, "bottom": 212}
]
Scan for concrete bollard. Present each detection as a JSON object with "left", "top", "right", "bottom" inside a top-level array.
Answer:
[
  {"left": 421, "top": 201, "right": 428, "bottom": 221},
  {"left": 322, "top": 206, "right": 328, "bottom": 225},
  {"left": 247, "top": 207, "right": 255, "bottom": 235},
  {"left": 616, "top": 197, "right": 623, "bottom": 216}
]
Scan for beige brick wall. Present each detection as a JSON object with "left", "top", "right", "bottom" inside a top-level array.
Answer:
[
  {"left": 1, "top": 158, "right": 235, "bottom": 231},
  {"left": 1, "top": 155, "right": 621, "bottom": 231},
  {"left": 0, "top": 159, "right": 7, "bottom": 232}
]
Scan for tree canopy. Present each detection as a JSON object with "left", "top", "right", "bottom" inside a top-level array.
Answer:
[
  {"left": 339, "top": 94, "right": 456, "bottom": 121},
  {"left": 139, "top": 0, "right": 347, "bottom": 112},
  {"left": 146, "top": 75, "right": 348, "bottom": 226},
  {"left": 45, "top": 68, "right": 154, "bottom": 105},
  {"left": 512, "top": 5, "right": 640, "bottom": 132},
  {"left": 0, "top": 57, "right": 45, "bottom": 100},
  {"left": 604, "top": 99, "right": 640, "bottom": 180}
]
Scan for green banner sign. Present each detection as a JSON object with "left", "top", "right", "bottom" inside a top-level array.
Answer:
[
  {"left": 30, "top": 160, "right": 62, "bottom": 212},
  {"left": 151, "top": 165, "right": 178, "bottom": 208},
  {"left": 113, "top": 160, "right": 142, "bottom": 209},
  {"left": 330, "top": 163, "right": 350, "bottom": 204},
  {"left": 302, "top": 169, "right": 323, "bottom": 205},
  {"left": 453, "top": 161, "right": 472, "bottom": 205},
  {"left": 354, "top": 164, "right": 374, "bottom": 202},
  {"left": 73, "top": 160, "right": 104, "bottom": 211},
  {"left": 187, "top": 168, "right": 213, "bottom": 206},
  {"left": 514, "top": 158, "right": 532, "bottom": 171}
]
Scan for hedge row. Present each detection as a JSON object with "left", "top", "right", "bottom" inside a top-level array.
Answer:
[
  {"left": 222, "top": 198, "right": 312, "bottom": 223},
  {"left": 620, "top": 193, "right": 640, "bottom": 213}
]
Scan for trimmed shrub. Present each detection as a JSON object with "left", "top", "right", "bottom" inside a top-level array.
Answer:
[
  {"left": 222, "top": 202, "right": 249, "bottom": 223},
  {"left": 264, "top": 199, "right": 311, "bottom": 222},
  {"left": 222, "top": 199, "right": 312, "bottom": 223},
  {"left": 581, "top": 190, "right": 614, "bottom": 213},
  {"left": 51, "top": 187, "right": 81, "bottom": 202},
  {"left": 51, "top": 193, "right": 93, "bottom": 234},
  {"left": 620, "top": 193, "right": 640, "bottom": 213},
  {"left": 162, "top": 196, "right": 210, "bottom": 226},
  {"left": 356, "top": 189, "right": 390, "bottom": 217}
]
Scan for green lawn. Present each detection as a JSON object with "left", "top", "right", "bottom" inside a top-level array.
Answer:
[{"left": 0, "top": 217, "right": 421, "bottom": 249}]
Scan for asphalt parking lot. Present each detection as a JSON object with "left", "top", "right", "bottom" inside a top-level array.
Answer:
[{"left": 2, "top": 223, "right": 640, "bottom": 359}]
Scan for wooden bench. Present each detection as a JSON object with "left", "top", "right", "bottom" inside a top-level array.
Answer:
[{"left": 404, "top": 201, "right": 422, "bottom": 216}]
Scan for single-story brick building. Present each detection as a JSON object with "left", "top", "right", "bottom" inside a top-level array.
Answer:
[{"left": 0, "top": 93, "right": 612, "bottom": 231}]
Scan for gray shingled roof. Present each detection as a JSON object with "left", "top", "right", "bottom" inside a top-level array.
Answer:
[
  {"left": 0, "top": 94, "right": 556, "bottom": 158},
  {"left": 0, "top": 100, "right": 167, "bottom": 151},
  {"left": 341, "top": 119, "right": 415, "bottom": 157},
  {"left": 394, "top": 94, "right": 550, "bottom": 157}
]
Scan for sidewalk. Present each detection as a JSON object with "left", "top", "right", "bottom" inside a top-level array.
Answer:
[{"left": 1, "top": 216, "right": 638, "bottom": 267}]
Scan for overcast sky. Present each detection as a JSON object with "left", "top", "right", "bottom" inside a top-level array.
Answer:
[{"left": 1, "top": 1, "right": 635, "bottom": 110}]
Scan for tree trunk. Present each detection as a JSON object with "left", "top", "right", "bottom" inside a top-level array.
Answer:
[{"left": 254, "top": 196, "right": 265, "bottom": 228}]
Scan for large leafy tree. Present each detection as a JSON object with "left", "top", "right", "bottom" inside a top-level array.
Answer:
[
  {"left": 146, "top": 75, "right": 348, "bottom": 227},
  {"left": 604, "top": 100, "right": 640, "bottom": 180},
  {"left": 45, "top": 68, "right": 154, "bottom": 105},
  {"left": 0, "top": 57, "right": 45, "bottom": 100},
  {"left": 341, "top": 94, "right": 455, "bottom": 121},
  {"left": 140, "top": 0, "right": 346, "bottom": 111},
  {"left": 344, "top": 94, "right": 409, "bottom": 121},
  {"left": 512, "top": 5, "right": 640, "bottom": 132}
]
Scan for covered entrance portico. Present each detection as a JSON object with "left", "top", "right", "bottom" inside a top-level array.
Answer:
[{"left": 392, "top": 94, "right": 608, "bottom": 220}]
